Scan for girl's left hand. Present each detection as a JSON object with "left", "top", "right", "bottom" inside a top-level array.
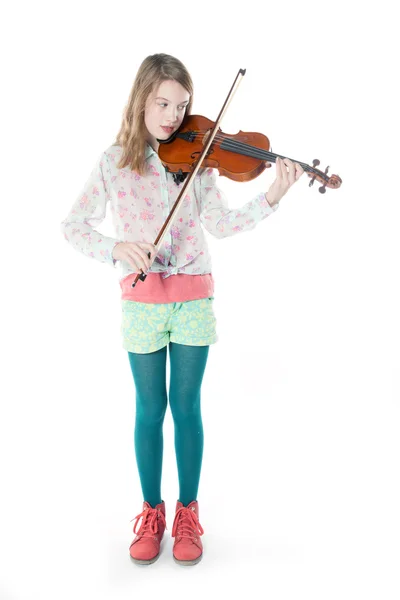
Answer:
[{"left": 266, "top": 157, "right": 304, "bottom": 207}]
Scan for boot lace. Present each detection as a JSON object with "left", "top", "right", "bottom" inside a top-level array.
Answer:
[
  {"left": 130, "top": 506, "right": 167, "bottom": 538},
  {"left": 171, "top": 506, "right": 204, "bottom": 540}
]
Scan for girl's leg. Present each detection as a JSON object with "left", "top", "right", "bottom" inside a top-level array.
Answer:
[
  {"left": 168, "top": 342, "right": 209, "bottom": 507},
  {"left": 127, "top": 346, "right": 168, "bottom": 508}
]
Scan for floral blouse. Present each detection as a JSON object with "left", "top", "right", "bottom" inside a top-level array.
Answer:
[{"left": 60, "top": 142, "right": 279, "bottom": 282}]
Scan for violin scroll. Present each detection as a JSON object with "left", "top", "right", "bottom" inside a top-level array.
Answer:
[{"left": 308, "top": 157, "right": 342, "bottom": 193}]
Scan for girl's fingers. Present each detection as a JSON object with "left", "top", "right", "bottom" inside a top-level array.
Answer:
[
  {"left": 275, "top": 156, "right": 283, "bottom": 180},
  {"left": 133, "top": 249, "right": 150, "bottom": 272},
  {"left": 295, "top": 163, "right": 304, "bottom": 180},
  {"left": 136, "top": 247, "right": 151, "bottom": 269},
  {"left": 283, "top": 158, "right": 296, "bottom": 186},
  {"left": 279, "top": 157, "right": 289, "bottom": 186},
  {"left": 143, "top": 242, "right": 157, "bottom": 258},
  {"left": 138, "top": 243, "right": 155, "bottom": 268}
]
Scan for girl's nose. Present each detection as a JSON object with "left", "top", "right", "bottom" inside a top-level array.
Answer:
[{"left": 167, "top": 106, "right": 179, "bottom": 123}]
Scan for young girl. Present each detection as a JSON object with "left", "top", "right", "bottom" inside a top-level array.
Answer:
[{"left": 60, "top": 53, "right": 304, "bottom": 567}]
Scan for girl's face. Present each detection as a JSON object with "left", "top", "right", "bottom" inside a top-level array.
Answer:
[{"left": 144, "top": 79, "right": 190, "bottom": 151}]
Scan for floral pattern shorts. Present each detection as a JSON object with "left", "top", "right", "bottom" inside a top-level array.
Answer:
[{"left": 121, "top": 297, "right": 218, "bottom": 354}]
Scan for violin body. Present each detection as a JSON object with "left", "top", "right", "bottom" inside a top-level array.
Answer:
[{"left": 158, "top": 115, "right": 272, "bottom": 183}]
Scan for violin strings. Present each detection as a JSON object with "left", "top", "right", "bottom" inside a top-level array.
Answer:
[
  {"left": 195, "top": 130, "right": 311, "bottom": 171},
  {"left": 186, "top": 130, "right": 326, "bottom": 180}
]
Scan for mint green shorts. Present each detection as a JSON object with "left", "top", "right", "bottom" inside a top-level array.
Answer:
[{"left": 121, "top": 298, "right": 218, "bottom": 354}]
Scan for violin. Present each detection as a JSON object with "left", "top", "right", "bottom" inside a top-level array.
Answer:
[
  {"left": 131, "top": 68, "right": 341, "bottom": 288},
  {"left": 158, "top": 114, "right": 342, "bottom": 194}
]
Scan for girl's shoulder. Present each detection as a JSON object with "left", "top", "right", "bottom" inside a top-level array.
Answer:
[{"left": 103, "top": 143, "right": 122, "bottom": 158}]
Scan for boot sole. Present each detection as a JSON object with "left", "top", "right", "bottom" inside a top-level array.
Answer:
[
  {"left": 130, "top": 553, "right": 160, "bottom": 565},
  {"left": 173, "top": 554, "right": 203, "bottom": 566}
]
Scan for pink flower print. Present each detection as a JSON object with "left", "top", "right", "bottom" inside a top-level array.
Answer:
[
  {"left": 117, "top": 206, "right": 128, "bottom": 219},
  {"left": 134, "top": 173, "right": 141, "bottom": 181},
  {"left": 179, "top": 217, "right": 183, "bottom": 222},
  {"left": 172, "top": 245, "right": 180, "bottom": 252},
  {"left": 204, "top": 186, "right": 213, "bottom": 195},
  {"left": 111, "top": 175, "right": 117, "bottom": 183},
  {"left": 170, "top": 225, "right": 182, "bottom": 240},
  {"left": 139, "top": 209, "right": 155, "bottom": 221},
  {"left": 118, "top": 190, "right": 126, "bottom": 199},
  {"left": 144, "top": 197, "right": 152, "bottom": 207},
  {"left": 206, "top": 168, "right": 213, "bottom": 176},
  {"left": 216, "top": 191, "right": 221, "bottom": 200},
  {"left": 186, "top": 253, "right": 194, "bottom": 261},
  {"left": 232, "top": 225, "right": 243, "bottom": 232},
  {"left": 130, "top": 188, "right": 134, "bottom": 196},
  {"left": 79, "top": 194, "right": 90, "bottom": 210},
  {"left": 92, "top": 186, "right": 100, "bottom": 196},
  {"left": 82, "top": 232, "right": 92, "bottom": 241},
  {"left": 150, "top": 181, "right": 157, "bottom": 190},
  {"left": 189, "top": 219, "right": 195, "bottom": 228},
  {"left": 124, "top": 223, "right": 130, "bottom": 233},
  {"left": 200, "top": 251, "right": 204, "bottom": 255},
  {"left": 148, "top": 164, "right": 160, "bottom": 177},
  {"left": 186, "top": 235, "right": 197, "bottom": 246}
]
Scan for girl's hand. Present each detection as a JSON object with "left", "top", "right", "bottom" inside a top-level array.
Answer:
[
  {"left": 265, "top": 157, "right": 304, "bottom": 207},
  {"left": 112, "top": 241, "right": 157, "bottom": 273}
]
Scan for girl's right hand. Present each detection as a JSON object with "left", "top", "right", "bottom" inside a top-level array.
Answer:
[{"left": 112, "top": 242, "right": 157, "bottom": 273}]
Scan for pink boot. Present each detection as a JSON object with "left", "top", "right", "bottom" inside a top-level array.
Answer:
[
  {"left": 171, "top": 500, "right": 204, "bottom": 566},
  {"left": 129, "top": 501, "right": 167, "bottom": 565}
]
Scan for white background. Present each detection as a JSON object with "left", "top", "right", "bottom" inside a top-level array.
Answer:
[{"left": 1, "top": 0, "right": 399, "bottom": 598}]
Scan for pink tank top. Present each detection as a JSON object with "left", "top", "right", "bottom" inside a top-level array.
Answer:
[{"left": 120, "top": 273, "right": 214, "bottom": 304}]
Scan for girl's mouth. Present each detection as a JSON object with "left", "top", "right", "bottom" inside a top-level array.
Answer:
[{"left": 161, "top": 126, "right": 174, "bottom": 134}]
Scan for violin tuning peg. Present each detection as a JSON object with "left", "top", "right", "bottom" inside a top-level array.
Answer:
[
  {"left": 312, "top": 159, "right": 320, "bottom": 168},
  {"left": 324, "top": 165, "right": 330, "bottom": 175},
  {"left": 309, "top": 176, "right": 316, "bottom": 187},
  {"left": 319, "top": 184, "right": 327, "bottom": 194}
]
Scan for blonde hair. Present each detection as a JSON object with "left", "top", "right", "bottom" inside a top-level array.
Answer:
[{"left": 113, "top": 53, "right": 194, "bottom": 176}]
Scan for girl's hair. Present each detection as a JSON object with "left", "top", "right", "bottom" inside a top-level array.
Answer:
[{"left": 113, "top": 53, "right": 194, "bottom": 176}]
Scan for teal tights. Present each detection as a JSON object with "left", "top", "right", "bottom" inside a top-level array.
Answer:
[{"left": 127, "top": 342, "right": 209, "bottom": 508}]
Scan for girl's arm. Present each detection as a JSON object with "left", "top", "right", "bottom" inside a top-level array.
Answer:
[
  {"left": 197, "top": 167, "right": 279, "bottom": 239},
  {"left": 60, "top": 152, "right": 121, "bottom": 268}
]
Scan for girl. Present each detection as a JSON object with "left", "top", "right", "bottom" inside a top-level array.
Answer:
[{"left": 60, "top": 53, "right": 304, "bottom": 567}]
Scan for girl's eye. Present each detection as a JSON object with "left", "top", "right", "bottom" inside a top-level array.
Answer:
[{"left": 158, "top": 103, "right": 186, "bottom": 110}]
